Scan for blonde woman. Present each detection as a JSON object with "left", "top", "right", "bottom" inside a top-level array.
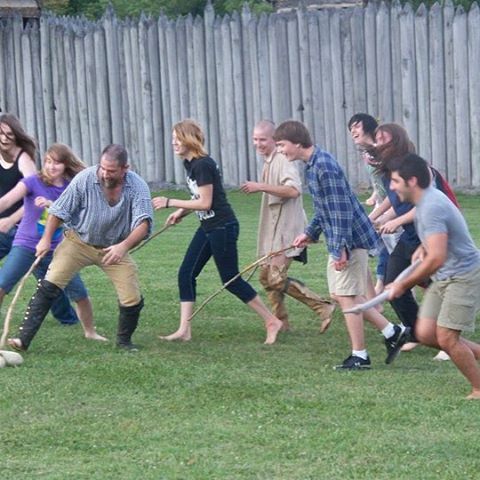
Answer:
[{"left": 153, "top": 119, "right": 282, "bottom": 344}]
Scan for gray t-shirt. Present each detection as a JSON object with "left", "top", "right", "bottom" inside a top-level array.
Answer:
[{"left": 415, "top": 187, "right": 480, "bottom": 280}]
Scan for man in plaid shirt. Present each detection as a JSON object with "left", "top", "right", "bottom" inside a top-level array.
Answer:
[{"left": 274, "top": 120, "right": 408, "bottom": 369}]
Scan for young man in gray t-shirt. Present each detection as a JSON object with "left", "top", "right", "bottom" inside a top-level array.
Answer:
[{"left": 387, "top": 153, "right": 480, "bottom": 400}]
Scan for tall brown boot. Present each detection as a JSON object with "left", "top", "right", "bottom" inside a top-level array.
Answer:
[
  {"left": 259, "top": 265, "right": 290, "bottom": 331},
  {"left": 285, "top": 277, "right": 336, "bottom": 333}
]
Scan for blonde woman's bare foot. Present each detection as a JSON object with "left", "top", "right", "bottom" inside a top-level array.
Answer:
[
  {"left": 466, "top": 390, "right": 480, "bottom": 400},
  {"left": 158, "top": 326, "right": 191, "bottom": 342},
  {"left": 264, "top": 318, "right": 282, "bottom": 345},
  {"left": 320, "top": 304, "right": 336, "bottom": 334},
  {"left": 401, "top": 342, "right": 419, "bottom": 352},
  {"left": 365, "top": 194, "right": 376, "bottom": 206},
  {"left": 85, "top": 331, "right": 108, "bottom": 342}
]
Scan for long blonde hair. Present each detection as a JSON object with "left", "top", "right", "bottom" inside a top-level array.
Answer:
[
  {"left": 172, "top": 119, "right": 208, "bottom": 159},
  {"left": 39, "top": 143, "right": 86, "bottom": 185}
]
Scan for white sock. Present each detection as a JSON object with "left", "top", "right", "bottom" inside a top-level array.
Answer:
[
  {"left": 352, "top": 349, "right": 368, "bottom": 360},
  {"left": 382, "top": 323, "right": 395, "bottom": 339}
]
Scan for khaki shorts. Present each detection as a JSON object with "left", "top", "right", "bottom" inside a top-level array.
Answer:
[
  {"left": 420, "top": 266, "right": 480, "bottom": 332},
  {"left": 327, "top": 249, "right": 368, "bottom": 296},
  {"left": 46, "top": 230, "right": 142, "bottom": 307}
]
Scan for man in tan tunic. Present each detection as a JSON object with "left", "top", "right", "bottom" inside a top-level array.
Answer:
[{"left": 241, "top": 120, "right": 334, "bottom": 332}]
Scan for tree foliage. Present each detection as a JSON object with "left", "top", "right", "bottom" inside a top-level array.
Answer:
[{"left": 42, "top": 0, "right": 274, "bottom": 19}]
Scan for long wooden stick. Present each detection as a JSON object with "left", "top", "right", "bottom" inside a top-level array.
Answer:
[
  {"left": 130, "top": 223, "right": 172, "bottom": 254},
  {"left": 187, "top": 245, "right": 294, "bottom": 322},
  {"left": 0, "top": 254, "right": 45, "bottom": 349}
]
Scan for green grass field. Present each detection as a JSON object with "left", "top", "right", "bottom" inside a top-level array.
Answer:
[{"left": 2, "top": 192, "right": 480, "bottom": 479}]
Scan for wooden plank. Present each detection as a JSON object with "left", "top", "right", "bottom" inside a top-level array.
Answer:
[
  {"left": 204, "top": 3, "right": 220, "bottom": 166},
  {"left": 452, "top": 6, "right": 470, "bottom": 187},
  {"left": 256, "top": 13, "right": 272, "bottom": 120},
  {"left": 468, "top": 3, "right": 480, "bottom": 188},
  {"left": 158, "top": 15, "right": 173, "bottom": 182},
  {"left": 232, "top": 11, "right": 248, "bottom": 183},
  {"left": 364, "top": 2, "right": 378, "bottom": 117},
  {"left": 147, "top": 18, "right": 163, "bottom": 182},
  {"left": 415, "top": 3, "right": 431, "bottom": 161},
  {"left": 64, "top": 25, "right": 81, "bottom": 152},
  {"left": 74, "top": 28, "right": 91, "bottom": 161},
  {"left": 297, "top": 7, "right": 313, "bottom": 130},
  {"left": 22, "top": 23, "right": 38, "bottom": 152},
  {"left": 390, "top": 0, "right": 402, "bottom": 122},
  {"left": 330, "top": 10, "right": 346, "bottom": 163},
  {"left": 308, "top": 11, "right": 323, "bottom": 145},
  {"left": 84, "top": 24, "right": 100, "bottom": 165},
  {"left": 429, "top": 2, "right": 447, "bottom": 175},
  {"left": 399, "top": 2, "right": 417, "bottom": 140},
  {"left": 93, "top": 25, "right": 111, "bottom": 151},
  {"left": 241, "top": 5, "right": 255, "bottom": 179},
  {"left": 13, "top": 15, "right": 24, "bottom": 120},
  {"left": 52, "top": 23, "right": 69, "bottom": 144},
  {"left": 185, "top": 14, "right": 197, "bottom": 121},
  {"left": 443, "top": 0, "right": 457, "bottom": 183},
  {"left": 375, "top": 3, "right": 393, "bottom": 122},
  {"left": 103, "top": 8, "right": 123, "bottom": 144},
  {"left": 40, "top": 15, "right": 55, "bottom": 148},
  {"left": 193, "top": 15, "right": 208, "bottom": 134},
  {"left": 287, "top": 12, "right": 303, "bottom": 123},
  {"left": 139, "top": 16, "right": 155, "bottom": 180},
  {"left": 221, "top": 15, "right": 238, "bottom": 184}
]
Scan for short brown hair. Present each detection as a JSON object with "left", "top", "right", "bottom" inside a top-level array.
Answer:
[
  {"left": 273, "top": 120, "right": 313, "bottom": 148},
  {"left": 101, "top": 144, "right": 128, "bottom": 167}
]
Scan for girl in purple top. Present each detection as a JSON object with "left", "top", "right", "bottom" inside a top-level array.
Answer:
[{"left": 0, "top": 144, "right": 106, "bottom": 342}]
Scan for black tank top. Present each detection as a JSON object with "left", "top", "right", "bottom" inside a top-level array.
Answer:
[{"left": 0, "top": 149, "right": 25, "bottom": 220}]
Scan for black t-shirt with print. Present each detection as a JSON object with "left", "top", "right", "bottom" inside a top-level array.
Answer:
[{"left": 183, "top": 156, "right": 236, "bottom": 231}]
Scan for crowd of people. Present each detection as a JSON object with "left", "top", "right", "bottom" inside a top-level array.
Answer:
[{"left": 1, "top": 112, "right": 480, "bottom": 400}]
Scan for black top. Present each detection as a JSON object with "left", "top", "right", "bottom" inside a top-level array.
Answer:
[
  {"left": 184, "top": 156, "right": 236, "bottom": 231},
  {"left": 0, "top": 149, "right": 25, "bottom": 220}
]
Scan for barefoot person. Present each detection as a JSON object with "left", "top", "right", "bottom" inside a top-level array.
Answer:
[
  {"left": 153, "top": 119, "right": 282, "bottom": 344},
  {"left": 0, "top": 144, "right": 105, "bottom": 341},
  {"left": 241, "top": 120, "right": 334, "bottom": 333},
  {"left": 8, "top": 144, "right": 152, "bottom": 351},
  {"left": 274, "top": 120, "right": 408, "bottom": 369},
  {"left": 387, "top": 154, "right": 480, "bottom": 399}
]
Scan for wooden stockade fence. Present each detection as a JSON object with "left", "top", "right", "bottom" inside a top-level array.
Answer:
[{"left": 0, "top": 1, "right": 479, "bottom": 189}]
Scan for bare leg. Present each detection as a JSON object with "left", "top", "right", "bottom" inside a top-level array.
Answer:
[
  {"left": 159, "top": 301, "right": 193, "bottom": 341},
  {"left": 335, "top": 295, "right": 366, "bottom": 350},
  {"left": 367, "top": 270, "right": 383, "bottom": 312},
  {"left": 416, "top": 317, "right": 480, "bottom": 398},
  {"left": 247, "top": 295, "right": 282, "bottom": 345},
  {"left": 75, "top": 297, "right": 107, "bottom": 341},
  {"left": 437, "top": 327, "right": 480, "bottom": 399}
]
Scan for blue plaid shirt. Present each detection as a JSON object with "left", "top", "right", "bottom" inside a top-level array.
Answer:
[{"left": 304, "top": 145, "right": 380, "bottom": 260}]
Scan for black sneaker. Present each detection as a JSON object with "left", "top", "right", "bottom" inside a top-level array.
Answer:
[
  {"left": 334, "top": 354, "right": 371, "bottom": 370},
  {"left": 384, "top": 325, "right": 410, "bottom": 364},
  {"left": 116, "top": 341, "right": 139, "bottom": 352}
]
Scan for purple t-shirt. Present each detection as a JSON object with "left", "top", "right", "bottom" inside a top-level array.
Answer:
[{"left": 13, "top": 175, "right": 69, "bottom": 252}]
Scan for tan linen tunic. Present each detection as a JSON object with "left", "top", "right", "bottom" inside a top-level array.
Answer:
[{"left": 257, "top": 150, "right": 307, "bottom": 258}]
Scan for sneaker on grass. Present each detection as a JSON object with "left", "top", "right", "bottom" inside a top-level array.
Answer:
[
  {"left": 334, "top": 354, "right": 371, "bottom": 370},
  {"left": 385, "top": 325, "right": 410, "bottom": 364}
]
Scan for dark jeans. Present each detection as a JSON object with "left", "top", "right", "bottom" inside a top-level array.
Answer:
[
  {"left": 178, "top": 221, "right": 257, "bottom": 303},
  {"left": 385, "top": 239, "right": 420, "bottom": 335}
]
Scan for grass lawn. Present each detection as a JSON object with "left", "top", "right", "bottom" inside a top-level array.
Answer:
[{"left": 2, "top": 192, "right": 480, "bottom": 479}]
